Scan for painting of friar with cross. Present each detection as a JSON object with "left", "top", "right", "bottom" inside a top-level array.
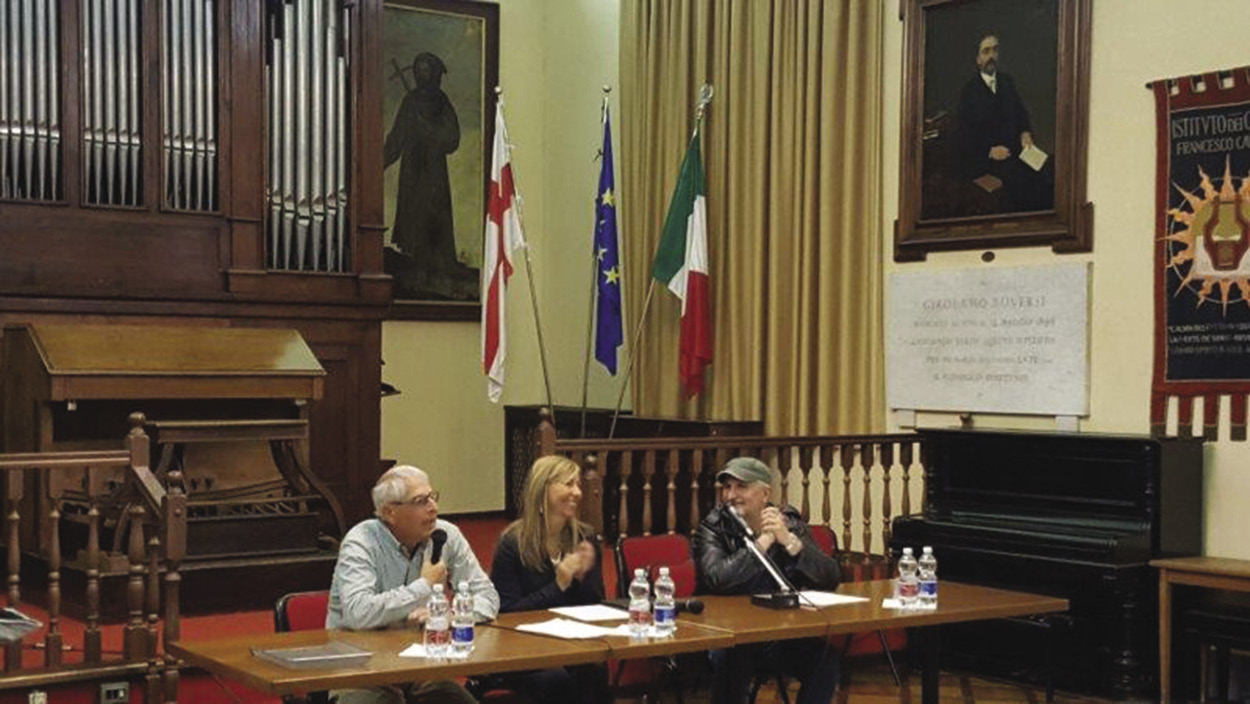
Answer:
[{"left": 382, "top": 0, "right": 499, "bottom": 315}]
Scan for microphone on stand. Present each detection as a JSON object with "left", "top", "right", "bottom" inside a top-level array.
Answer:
[
  {"left": 726, "top": 505, "right": 800, "bottom": 610},
  {"left": 726, "top": 503, "right": 756, "bottom": 538}
]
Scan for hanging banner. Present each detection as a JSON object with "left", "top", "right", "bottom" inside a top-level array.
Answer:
[{"left": 1151, "top": 67, "right": 1250, "bottom": 440}]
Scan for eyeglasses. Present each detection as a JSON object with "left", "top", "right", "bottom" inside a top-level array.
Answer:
[{"left": 394, "top": 490, "right": 439, "bottom": 508}]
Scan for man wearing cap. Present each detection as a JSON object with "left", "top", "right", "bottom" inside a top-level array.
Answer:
[{"left": 692, "top": 456, "right": 842, "bottom": 704}]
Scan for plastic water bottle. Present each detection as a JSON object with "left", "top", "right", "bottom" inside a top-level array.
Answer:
[
  {"left": 918, "top": 546, "right": 938, "bottom": 610},
  {"left": 653, "top": 566, "right": 676, "bottom": 637},
  {"left": 424, "top": 584, "right": 450, "bottom": 657},
  {"left": 628, "top": 568, "right": 652, "bottom": 636},
  {"left": 450, "top": 581, "right": 475, "bottom": 658},
  {"left": 897, "top": 547, "right": 919, "bottom": 609}
]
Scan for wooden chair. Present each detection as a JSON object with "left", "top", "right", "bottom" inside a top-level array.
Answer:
[
  {"left": 614, "top": 534, "right": 697, "bottom": 599},
  {"left": 808, "top": 525, "right": 902, "bottom": 687},
  {"left": 275, "top": 590, "right": 331, "bottom": 633},
  {"left": 613, "top": 534, "right": 700, "bottom": 703}
]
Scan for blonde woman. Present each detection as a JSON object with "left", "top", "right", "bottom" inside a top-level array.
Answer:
[{"left": 490, "top": 455, "right": 608, "bottom": 703}]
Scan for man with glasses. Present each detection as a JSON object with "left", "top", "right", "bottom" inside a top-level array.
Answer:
[
  {"left": 692, "top": 457, "right": 842, "bottom": 704},
  {"left": 953, "top": 33, "right": 1053, "bottom": 214},
  {"left": 327, "top": 465, "right": 499, "bottom": 704}
]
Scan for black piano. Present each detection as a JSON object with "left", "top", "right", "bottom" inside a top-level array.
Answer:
[{"left": 891, "top": 428, "right": 1203, "bottom": 699}]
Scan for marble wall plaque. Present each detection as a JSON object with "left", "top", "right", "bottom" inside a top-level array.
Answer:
[{"left": 887, "top": 263, "right": 1090, "bottom": 415}]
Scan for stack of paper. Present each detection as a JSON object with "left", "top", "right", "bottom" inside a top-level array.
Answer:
[
  {"left": 398, "top": 643, "right": 429, "bottom": 658},
  {"left": 797, "top": 591, "right": 870, "bottom": 608},
  {"left": 517, "top": 618, "right": 648, "bottom": 639},
  {"left": 517, "top": 618, "right": 621, "bottom": 639},
  {"left": 547, "top": 604, "right": 629, "bottom": 621},
  {"left": 0, "top": 608, "right": 40, "bottom": 643}
]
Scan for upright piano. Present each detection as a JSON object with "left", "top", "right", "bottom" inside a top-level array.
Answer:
[{"left": 891, "top": 428, "right": 1203, "bottom": 699}]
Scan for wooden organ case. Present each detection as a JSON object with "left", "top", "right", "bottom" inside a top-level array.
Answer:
[
  {"left": 0, "top": 0, "right": 399, "bottom": 610},
  {"left": 3, "top": 323, "right": 350, "bottom": 616}
]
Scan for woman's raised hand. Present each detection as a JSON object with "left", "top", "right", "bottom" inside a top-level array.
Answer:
[
  {"left": 574, "top": 539, "right": 597, "bottom": 578},
  {"left": 555, "top": 552, "right": 581, "bottom": 591}
]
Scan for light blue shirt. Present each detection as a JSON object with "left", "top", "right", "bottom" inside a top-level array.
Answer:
[{"left": 326, "top": 518, "right": 499, "bottom": 630}]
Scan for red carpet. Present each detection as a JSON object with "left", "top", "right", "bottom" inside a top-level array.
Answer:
[{"left": 0, "top": 515, "right": 623, "bottom": 704}]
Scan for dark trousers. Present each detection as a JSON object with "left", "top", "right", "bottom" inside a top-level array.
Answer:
[
  {"left": 499, "top": 663, "right": 610, "bottom": 704},
  {"left": 987, "top": 156, "right": 1054, "bottom": 212},
  {"left": 709, "top": 638, "right": 841, "bottom": 704},
  {"left": 330, "top": 680, "right": 477, "bottom": 704}
]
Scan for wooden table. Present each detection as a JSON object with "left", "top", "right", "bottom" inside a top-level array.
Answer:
[
  {"left": 1152, "top": 556, "right": 1250, "bottom": 703},
  {"left": 167, "top": 625, "right": 607, "bottom": 697},
  {"left": 686, "top": 580, "right": 1068, "bottom": 704},
  {"left": 490, "top": 610, "right": 734, "bottom": 660},
  {"left": 169, "top": 582, "right": 1066, "bottom": 703}
]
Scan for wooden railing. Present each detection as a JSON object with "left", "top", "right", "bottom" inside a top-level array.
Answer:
[
  {"left": 536, "top": 413, "right": 927, "bottom": 578},
  {"left": 0, "top": 413, "right": 185, "bottom": 703}
]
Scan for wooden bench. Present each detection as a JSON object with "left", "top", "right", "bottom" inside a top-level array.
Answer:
[{"left": 1153, "top": 556, "right": 1250, "bottom": 702}]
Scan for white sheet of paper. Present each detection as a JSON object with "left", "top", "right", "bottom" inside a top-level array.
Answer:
[
  {"left": 798, "top": 591, "right": 870, "bottom": 608},
  {"left": 601, "top": 623, "right": 666, "bottom": 638},
  {"left": 398, "top": 643, "right": 429, "bottom": 658},
  {"left": 882, "top": 598, "right": 903, "bottom": 609},
  {"left": 516, "top": 617, "right": 662, "bottom": 639},
  {"left": 516, "top": 618, "right": 620, "bottom": 639},
  {"left": 548, "top": 604, "right": 630, "bottom": 622},
  {"left": 1019, "top": 143, "right": 1048, "bottom": 172}
]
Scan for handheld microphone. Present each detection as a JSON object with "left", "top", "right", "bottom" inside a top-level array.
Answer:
[
  {"left": 429, "top": 529, "right": 448, "bottom": 565},
  {"left": 676, "top": 598, "right": 705, "bottom": 615}
]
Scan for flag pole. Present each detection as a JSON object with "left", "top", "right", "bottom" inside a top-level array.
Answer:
[
  {"left": 580, "top": 85, "right": 612, "bottom": 438},
  {"left": 608, "top": 280, "right": 657, "bottom": 438},
  {"left": 608, "top": 83, "right": 714, "bottom": 439},
  {"left": 496, "top": 87, "right": 557, "bottom": 421}
]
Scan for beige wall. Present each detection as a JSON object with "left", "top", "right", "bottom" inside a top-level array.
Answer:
[
  {"left": 883, "top": 0, "right": 1250, "bottom": 559},
  {"left": 382, "top": 0, "right": 622, "bottom": 514},
  {"left": 386, "top": 0, "right": 1250, "bottom": 557}
]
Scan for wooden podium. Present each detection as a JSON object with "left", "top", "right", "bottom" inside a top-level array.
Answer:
[{"left": 2, "top": 323, "right": 347, "bottom": 617}]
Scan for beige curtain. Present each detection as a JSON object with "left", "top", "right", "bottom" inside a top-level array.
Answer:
[{"left": 620, "top": 0, "right": 884, "bottom": 435}]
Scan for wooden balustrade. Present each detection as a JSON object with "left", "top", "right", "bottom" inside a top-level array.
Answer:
[
  {"left": 0, "top": 413, "right": 185, "bottom": 702},
  {"left": 535, "top": 411, "right": 926, "bottom": 578}
]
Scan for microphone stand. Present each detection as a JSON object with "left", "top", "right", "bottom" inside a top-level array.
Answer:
[{"left": 728, "top": 506, "right": 800, "bottom": 610}]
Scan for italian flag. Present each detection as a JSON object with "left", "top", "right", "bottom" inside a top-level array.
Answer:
[{"left": 651, "top": 135, "right": 712, "bottom": 397}]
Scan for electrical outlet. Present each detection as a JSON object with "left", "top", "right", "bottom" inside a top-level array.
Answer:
[
  {"left": 100, "top": 681, "right": 129, "bottom": 703},
  {"left": 28, "top": 691, "right": 47, "bottom": 704}
]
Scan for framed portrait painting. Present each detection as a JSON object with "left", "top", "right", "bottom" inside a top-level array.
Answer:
[
  {"left": 894, "top": 0, "right": 1092, "bottom": 261},
  {"left": 382, "top": 0, "right": 499, "bottom": 320}
]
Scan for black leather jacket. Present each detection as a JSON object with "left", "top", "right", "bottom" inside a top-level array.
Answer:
[{"left": 692, "top": 503, "right": 841, "bottom": 595}]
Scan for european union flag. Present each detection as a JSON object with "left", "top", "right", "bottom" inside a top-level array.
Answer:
[{"left": 594, "top": 108, "right": 623, "bottom": 374}]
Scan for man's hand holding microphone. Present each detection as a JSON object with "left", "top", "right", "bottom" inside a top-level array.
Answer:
[{"left": 408, "top": 529, "right": 449, "bottom": 625}]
